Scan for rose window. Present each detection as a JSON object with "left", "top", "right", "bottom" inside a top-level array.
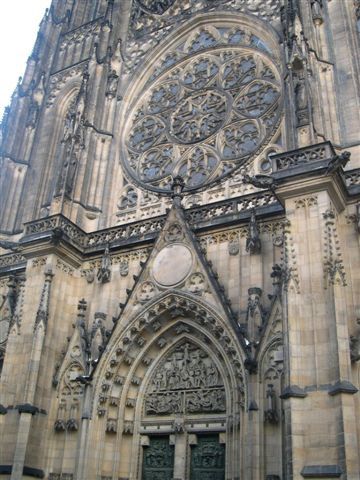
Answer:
[{"left": 124, "top": 47, "right": 282, "bottom": 193}]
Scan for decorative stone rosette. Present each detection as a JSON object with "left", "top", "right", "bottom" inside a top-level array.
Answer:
[{"left": 124, "top": 30, "right": 282, "bottom": 193}]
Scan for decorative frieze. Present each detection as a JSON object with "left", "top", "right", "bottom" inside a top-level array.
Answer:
[
  {"left": 322, "top": 210, "right": 347, "bottom": 287},
  {"left": 55, "top": 259, "right": 74, "bottom": 276},
  {"left": 294, "top": 195, "right": 318, "bottom": 209},
  {"left": 281, "top": 219, "right": 300, "bottom": 293}
]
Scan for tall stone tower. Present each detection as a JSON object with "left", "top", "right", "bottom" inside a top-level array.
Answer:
[{"left": 0, "top": 1, "right": 359, "bottom": 479}]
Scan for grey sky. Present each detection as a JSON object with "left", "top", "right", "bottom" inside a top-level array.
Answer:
[{"left": 0, "top": 0, "right": 50, "bottom": 118}]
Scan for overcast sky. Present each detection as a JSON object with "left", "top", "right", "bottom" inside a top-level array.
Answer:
[{"left": 0, "top": 0, "right": 50, "bottom": 118}]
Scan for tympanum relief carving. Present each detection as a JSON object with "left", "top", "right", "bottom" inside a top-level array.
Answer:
[{"left": 145, "top": 341, "right": 226, "bottom": 415}]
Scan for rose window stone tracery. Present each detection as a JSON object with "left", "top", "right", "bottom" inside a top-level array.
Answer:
[{"left": 124, "top": 41, "right": 282, "bottom": 193}]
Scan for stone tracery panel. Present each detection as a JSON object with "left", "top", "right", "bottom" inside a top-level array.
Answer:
[{"left": 124, "top": 25, "right": 282, "bottom": 193}]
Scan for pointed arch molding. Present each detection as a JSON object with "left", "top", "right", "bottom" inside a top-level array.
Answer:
[{"left": 92, "top": 290, "right": 247, "bottom": 425}]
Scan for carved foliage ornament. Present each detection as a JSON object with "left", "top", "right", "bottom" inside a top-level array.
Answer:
[
  {"left": 124, "top": 37, "right": 282, "bottom": 193},
  {"left": 136, "top": 0, "right": 176, "bottom": 15}
]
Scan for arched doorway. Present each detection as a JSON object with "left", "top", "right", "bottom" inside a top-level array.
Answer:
[
  {"left": 90, "top": 292, "right": 246, "bottom": 480},
  {"left": 141, "top": 337, "right": 227, "bottom": 479}
]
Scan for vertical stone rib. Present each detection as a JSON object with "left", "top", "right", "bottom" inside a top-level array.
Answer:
[{"left": 10, "top": 268, "right": 54, "bottom": 480}]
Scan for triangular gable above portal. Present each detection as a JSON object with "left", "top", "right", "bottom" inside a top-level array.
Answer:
[{"left": 115, "top": 183, "right": 241, "bottom": 339}]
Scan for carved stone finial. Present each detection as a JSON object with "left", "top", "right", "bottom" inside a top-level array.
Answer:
[
  {"left": 246, "top": 210, "right": 261, "bottom": 255},
  {"left": 171, "top": 176, "right": 185, "bottom": 205},
  {"left": 34, "top": 268, "right": 54, "bottom": 330}
]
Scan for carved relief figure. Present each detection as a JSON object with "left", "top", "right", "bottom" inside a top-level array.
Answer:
[{"left": 145, "top": 342, "right": 225, "bottom": 415}]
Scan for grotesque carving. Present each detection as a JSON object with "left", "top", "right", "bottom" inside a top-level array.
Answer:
[
  {"left": 164, "top": 222, "right": 183, "bottom": 242},
  {"left": 186, "top": 272, "right": 207, "bottom": 296},
  {"left": 137, "top": 281, "right": 157, "bottom": 303}
]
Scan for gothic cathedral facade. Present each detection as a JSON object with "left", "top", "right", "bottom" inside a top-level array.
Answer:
[{"left": 0, "top": 1, "right": 359, "bottom": 480}]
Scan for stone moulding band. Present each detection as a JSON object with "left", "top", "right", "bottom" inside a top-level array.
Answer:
[{"left": 0, "top": 466, "right": 45, "bottom": 478}]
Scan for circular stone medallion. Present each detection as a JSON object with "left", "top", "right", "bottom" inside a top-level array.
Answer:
[{"left": 152, "top": 244, "right": 193, "bottom": 286}]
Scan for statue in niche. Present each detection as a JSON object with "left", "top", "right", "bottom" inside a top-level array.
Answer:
[
  {"left": 26, "top": 73, "right": 45, "bottom": 129},
  {"left": 311, "top": 0, "right": 323, "bottom": 25},
  {"left": 246, "top": 209, "right": 261, "bottom": 254},
  {"left": 293, "top": 70, "right": 310, "bottom": 126},
  {"left": 106, "top": 70, "right": 119, "bottom": 98},
  {"left": 26, "top": 100, "right": 40, "bottom": 128},
  {"left": 97, "top": 245, "right": 111, "bottom": 283},
  {"left": 264, "top": 384, "right": 279, "bottom": 424},
  {"left": 55, "top": 141, "right": 80, "bottom": 197},
  {"left": 55, "top": 69, "right": 88, "bottom": 198},
  {"left": 119, "top": 260, "right": 129, "bottom": 277}
]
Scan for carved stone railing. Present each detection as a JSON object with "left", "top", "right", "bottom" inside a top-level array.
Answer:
[
  {"left": 271, "top": 141, "right": 335, "bottom": 171},
  {"left": 345, "top": 169, "right": 360, "bottom": 188},
  {"left": 186, "top": 192, "right": 278, "bottom": 224},
  {"left": 24, "top": 215, "right": 88, "bottom": 248},
  {"left": 21, "top": 191, "right": 282, "bottom": 254}
]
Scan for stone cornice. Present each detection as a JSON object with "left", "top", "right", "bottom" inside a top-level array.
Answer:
[{"left": 1, "top": 142, "right": 359, "bottom": 274}]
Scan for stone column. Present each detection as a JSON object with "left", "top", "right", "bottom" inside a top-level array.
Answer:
[
  {"left": 10, "top": 269, "right": 53, "bottom": 480},
  {"left": 172, "top": 432, "right": 187, "bottom": 480}
]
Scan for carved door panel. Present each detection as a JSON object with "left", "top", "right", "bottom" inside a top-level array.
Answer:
[
  {"left": 190, "top": 434, "right": 225, "bottom": 480},
  {"left": 142, "top": 436, "right": 174, "bottom": 480}
]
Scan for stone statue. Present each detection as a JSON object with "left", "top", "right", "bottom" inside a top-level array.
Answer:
[
  {"left": 106, "top": 70, "right": 119, "bottom": 98},
  {"left": 264, "top": 384, "right": 279, "bottom": 424},
  {"left": 311, "top": 0, "right": 323, "bottom": 25},
  {"left": 246, "top": 209, "right": 261, "bottom": 254},
  {"left": 97, "top": 245, "right": 111, "bottom": 283}
]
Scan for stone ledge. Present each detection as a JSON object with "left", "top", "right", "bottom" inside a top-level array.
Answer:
[
  {"left": 0, "top": 404, "right": 7, "bottom": 415},
  {"left": 16, "top": 403, "right": 40, "bottom": 415},
  {"left": 328, "top": 380, "right": 358, "bottom": 396},
  {"left": 0, "top": 466, "right": 44, "bottom": 478},
  {"left": 280, "top": 385, "right": 307, "bottom": 399},
  {"left": 301, "top": 465, "right": 342, "bottom": 478}
]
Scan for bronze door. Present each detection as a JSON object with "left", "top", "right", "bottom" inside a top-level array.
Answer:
[
  {"left": 142, "top": 436, "right": 174, "bottom": 480},
  {"left": 190, "top": 434, "right": 225, "bottom": 480}
]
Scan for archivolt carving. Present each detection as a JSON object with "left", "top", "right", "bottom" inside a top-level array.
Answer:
[
  {"left": 93, "top": 291, "right": 246, "bottom": 421},
  {"left": 123, "top": 23, "right": 282, "bottom": 193}
]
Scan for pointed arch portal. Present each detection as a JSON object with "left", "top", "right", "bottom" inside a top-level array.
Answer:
[{"left": 90, "top": 291, "right": 246, "bottom": 480}]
